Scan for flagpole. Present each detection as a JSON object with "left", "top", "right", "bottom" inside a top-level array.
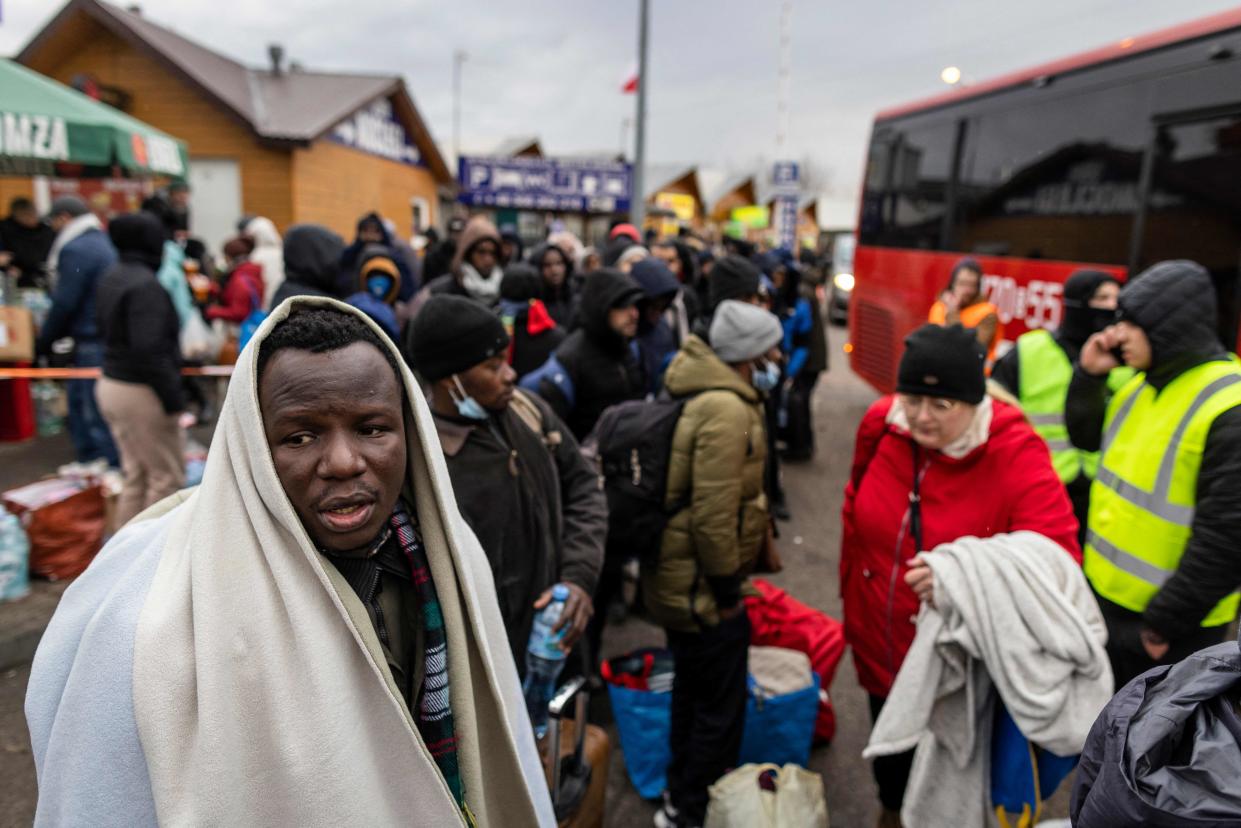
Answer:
[{"left": 631, "top": 0, "right": 650, "bottom": 228}]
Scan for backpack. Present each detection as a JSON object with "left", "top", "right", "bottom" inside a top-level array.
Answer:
[{"left": 592, "top": 393, "right": 694, "bottom": 564}]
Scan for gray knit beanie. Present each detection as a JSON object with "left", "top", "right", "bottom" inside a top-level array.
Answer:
[{"left": 709, "top": 300, "right": 784, "bottom": 363}]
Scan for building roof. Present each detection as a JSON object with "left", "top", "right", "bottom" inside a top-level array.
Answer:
[
  {"left": 705, "top": 173, "right": 757, "bottom": 215},
  {"left": 490, "top": 136, "right": 543, "bottom": 157},
  {"left": 644, "top": 164, "right": 700, "bottom": 197},
  {"left": 18, "top": 0, "right": 453, "bottom": 184}
]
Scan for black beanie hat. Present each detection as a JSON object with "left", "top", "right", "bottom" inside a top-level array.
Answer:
[
  {"left": 405, "top": 295, "right": 510, "bottom": 381},
  {"left": 708, "top": 255, "right": 761, "bottom": 311},
  {"left": 896, "top": 324, "right": 986, "bottom": 404}
]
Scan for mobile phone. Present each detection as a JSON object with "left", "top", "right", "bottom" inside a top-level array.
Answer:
[{"left": 1110, "top": 346, "right": 1126, "bottom": 365}]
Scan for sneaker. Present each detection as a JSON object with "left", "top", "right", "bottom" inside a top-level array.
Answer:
[{"left": 653, "top": 805, "right": 692, "bottom": 828}]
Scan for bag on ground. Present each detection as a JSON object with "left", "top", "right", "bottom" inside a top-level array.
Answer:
[
  {"left": 739, "top": 646, "right": 820, "bottom": 768},
  {"left": 744, "top": 579, "right": 846, "bottom": 743},
  {"left": 704, "top": 763, "right": 828, "bottom": 828}
]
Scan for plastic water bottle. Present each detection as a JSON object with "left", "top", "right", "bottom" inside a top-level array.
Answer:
[
  {"left": 523, "top": 583, "right": 570, "bottom": 739},
  {"left": 0, "top": 508, "right": 30, "bottom": 603}
]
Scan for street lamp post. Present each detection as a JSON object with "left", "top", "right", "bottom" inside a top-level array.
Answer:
[
  {"left": 631, "top": 0, "right": 649, "bottom": 228},
  {"left": 452, "top": 49, "right": 467, "bottom": 168}
]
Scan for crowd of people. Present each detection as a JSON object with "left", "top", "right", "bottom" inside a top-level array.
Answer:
[{"left": 14, "top": 189, "right": 1241, "bottom": 827}]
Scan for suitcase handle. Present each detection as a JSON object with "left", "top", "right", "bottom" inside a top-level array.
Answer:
[{"left": 547, "top": 675, "right": 588, "bottom": 808}]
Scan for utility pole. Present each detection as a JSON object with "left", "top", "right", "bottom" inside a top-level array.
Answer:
[
  {"left": 619, "top": 117, "right": 632, "bottom": 160},
  {"left": 452, "top": 49, "right": 467, "bottom": 170},
  {"left": 631, "top": 0, "right": 650, "bottom": 227},
  {"left": 776, "top": 1, "right": 792, "bottom": 153}
]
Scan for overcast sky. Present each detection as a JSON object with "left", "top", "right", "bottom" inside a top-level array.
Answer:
[{"left": 3, "top": 0, "right": 1239, "bottom": 224}]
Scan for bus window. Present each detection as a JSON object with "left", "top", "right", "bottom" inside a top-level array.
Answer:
[
  {"left": 859, "top": 119, "right": 957, "bottom": 250},
  {"left": 954, "top": 83, "right": 1151, "bottom": 264},
  {"left": 1140, "top": 116, "right": 1241, "bottom": 349}
]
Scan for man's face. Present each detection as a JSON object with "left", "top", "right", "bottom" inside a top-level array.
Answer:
[
  {"left": 541, "top": 251, "right": 567, "bottom": 287},
  {"left": 260, "top": 342, "right": 407, "bottom": 553},
  {"left": 952, "top": 268, "right": 982, "bottom": 304},
  {"left": 359, "top": 224, "right": 384, "bottom": 245},
  {"left": 1089, "top": 281, "right": 1120, "bottom": 310},
  {"left": 1113, "top": 320, "right": 1152, "bottom": 370},
  {"left": 653, "top": 245, "right": 681, "bottom": 277},
  {"left": 468, "top": 241, "right": 499, "bottom": 274},
  {"left": 170, "top": 189, "right": 190, "bottom": 210},
  {"left": 455, "top": 355, "right": 516, "bottom": 412},
  {"left": 14, "top": 208, "right": 38, "bottom": 229},
  {"left": 49, "top": 214, "right": 71, "bottom": 234},
  {"left": 609, "top": 303, "right": 639, "bottom": 339}
]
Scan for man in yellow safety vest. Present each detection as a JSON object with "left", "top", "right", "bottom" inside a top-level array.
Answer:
[
  {"left": 1068, "top": 260, "right": 1241, "bottom": 688},
  {"left": 992, "top": 269, "right": 1128, "bottom": 542}
]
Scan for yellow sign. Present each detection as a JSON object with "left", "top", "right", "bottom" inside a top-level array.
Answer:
[
  {"left": 731, "top": 205, "right": 769, "bottom": 228},
  {"left": 654, "top": 191, "right": 696, "bottom": 222}
]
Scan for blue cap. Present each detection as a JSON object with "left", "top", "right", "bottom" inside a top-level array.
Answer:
[{"left": 552, "top": 584, "right": 570, "bottom": 602}]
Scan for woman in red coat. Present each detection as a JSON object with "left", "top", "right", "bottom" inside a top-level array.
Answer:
[
  {"left": 205, "top": 237, "right": 264, "bottom": 325},
  {"left": 841, "top": 323, "right": 1080, "bottom": 826}
]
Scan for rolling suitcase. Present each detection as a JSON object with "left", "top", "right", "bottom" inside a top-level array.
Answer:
[{"left": 543, "top": 675, "right": 611, "bottom": 828}]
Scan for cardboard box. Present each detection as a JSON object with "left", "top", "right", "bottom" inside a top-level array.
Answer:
[{"left": 0, "top": 307, "right": 34, "bottom": 363}]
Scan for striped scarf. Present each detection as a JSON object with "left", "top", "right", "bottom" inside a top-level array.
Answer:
[{"left": 390, "top": 504, "right": 467, "bottom": 814}]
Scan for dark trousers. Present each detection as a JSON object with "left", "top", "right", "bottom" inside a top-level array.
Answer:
[
  {"left": 586, "top": 545, "right": 627, "bottom": 672},
  {"left": 764, "top": 388, "right": 786, "bottom": 509},
  {"left": 67, "top": 341, "right": 118, "bottom": 467},
  {"left": 868, "top": 693, "right": 914, "bottom": 812},
  {"left": 782, "top": 372, "right": 818, "bottom": 461},
  {"left": 666, "top": 613, "right": 750, "bottom": 824},
  {"left": 1098, "top": 594, "right": 1228, "bottom": 688}
]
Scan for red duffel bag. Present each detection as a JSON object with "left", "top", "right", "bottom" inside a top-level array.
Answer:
[{"left": 744, "top": 578, "right": 845, "bottom": 744}]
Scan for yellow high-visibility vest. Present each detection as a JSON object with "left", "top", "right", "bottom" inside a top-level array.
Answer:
[
  {"left": 1085, "top": 359, "right": 1241, "bottom": 626},
  {"left": 1016, "top": 329, "right": 1131, "bottom": 484}
]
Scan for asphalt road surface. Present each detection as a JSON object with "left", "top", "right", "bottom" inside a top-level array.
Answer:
[{"left": 0, "top": 326, "right": 1072, "bottom": 827}]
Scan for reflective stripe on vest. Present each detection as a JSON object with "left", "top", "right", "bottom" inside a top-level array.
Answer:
[
  {"left": 1016, "top": 330, "right": 1093, "bottom": 483},
  {"left": 1085, "top": 361, "right": 1241, "bottom": 626}
]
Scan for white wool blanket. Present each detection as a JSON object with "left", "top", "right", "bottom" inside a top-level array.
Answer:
[
  {"left": 863, "top": 532, "right": 1112, "bottom": 828},
  {"left": 27, "top": 296, "right": 554, "bottom": 826}
]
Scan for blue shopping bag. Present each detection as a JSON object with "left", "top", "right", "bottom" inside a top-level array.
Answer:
[
  {"left": 990, "top": 701, "right": 1078, "bottom": 828},
  {"left": 739, "top": 673, "right": 820, "bottom": 768},
  {"left": 606, "top": 683, "right": 672, "bottom": 799}
]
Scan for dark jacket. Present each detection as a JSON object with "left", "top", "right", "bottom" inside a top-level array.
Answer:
[
  {"left": 0, "top": 216, "right": 55, "bottom": 287},
  {"left": 1071, "top": 635, "right": 1241, "bottom": 826},
  {"left": 270, "top": 224, "right": 345, "bottom": 310},
  {"left": 537, "top": 268, "right": 646, "bottom": 440},
  {"left": 529, "top": 243, "right": 575, "bottom": 326},
  {"left": 500, "top": 263, "right": 566, "bottom": 378},
  {"left": 630, "top": 258, "right": 682, "bottom": 394},
  {"left": 96, "top": 213, "right": 184, "bottom": 413},
  {"left": 37, "top": 224, "right": 118, "bottom": 352},
  {"left": 432, "top": 390, "right": 606, "bottom": 666},
  {"left": 337, "top": 213, "right": 415, "bottom": 301},
  {"left": 1066, "top": 260, "right": 1241, "bottom": 641}
]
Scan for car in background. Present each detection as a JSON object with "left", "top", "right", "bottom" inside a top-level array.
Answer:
[{"left": 827, "top": 234, "right": 855, "bottom": 326}]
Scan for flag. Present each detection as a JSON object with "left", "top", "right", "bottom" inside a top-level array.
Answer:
[{"left": 621, "top": 62, "right": 638, "bottom": 94}]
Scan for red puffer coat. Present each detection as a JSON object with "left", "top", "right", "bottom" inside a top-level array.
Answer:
[{"left": 840, "top": 395, "right": 1081, "bottom": 698}]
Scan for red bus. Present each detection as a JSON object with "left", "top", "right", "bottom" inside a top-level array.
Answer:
[{"left": 849, "top": 8, "right": 1241, "bottom": 392}]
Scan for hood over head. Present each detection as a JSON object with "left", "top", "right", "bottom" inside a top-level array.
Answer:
[
  {"left": 629, "top": 257, "right": 680, "bottom": 300},
  {"left": 602, "top": 234, "right": 638, "bottom": 267},
  {"left": 577, "top": 268, "right": 643, "bottom": 347},
  {"left": 356, "top": 244, "right": 401, "bottom": 303},
  {"left": 500, "top": 230, "right": 524, "bottom": 263},
  {"left": 109, "top": 212, "right": 165, "bottom": 270},
  {"left": 451, "top": 216, "right": 503, "bottom": 276},
  {"left": 1060, "top": 269, "right": 1120, "bottom": 346},
  {"left": 500, "top": 262, "right": 543, "bottom": 302},
  {"left": 283, "top": 224, "right": 345, "bottom": 294},
  {"left": 353, "top": 211, "right": 392, "bottom": 246},
  {"left": 1118, "top": 260, "right": 1225, "bottom": 383},
  {"left": 245, "top": 216, "right": 282, "bottom": 251},
  {"left": 530, "top": 242, "right": 574, "bottom": 283}
]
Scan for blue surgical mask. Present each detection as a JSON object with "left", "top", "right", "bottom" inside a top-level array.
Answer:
[
  {"left": 751, "top": 359, "right": 780, "bottom": 392},
  {"left": 366, "top": 274, "right": 394, "bottom": 300},
  {"left": 451, "top": 375, "right": 489, "bottom": 420}
]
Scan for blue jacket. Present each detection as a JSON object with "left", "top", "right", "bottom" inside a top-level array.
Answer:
[
  {"left": 781, "top": 297, "right": 813, "bottom": 379},
  {"left": 37, "top": 227, "right": 118, "bottom": 352}
]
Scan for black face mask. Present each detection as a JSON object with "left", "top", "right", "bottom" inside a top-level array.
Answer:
[
  {"left": 1085, "top": 306, "right": 1119, "bottom": 335},
  {"left": 1060, "top": 302, "right": 1118, "bottom": 346}
]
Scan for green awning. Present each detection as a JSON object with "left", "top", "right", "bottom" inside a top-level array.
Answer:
[{"left": 0, "top": 59, "right": 190, "bottom": 178}]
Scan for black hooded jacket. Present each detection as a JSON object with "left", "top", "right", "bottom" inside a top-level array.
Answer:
[
  {"left": 500, "top": 263, "right": 567, "bottom": 379},
  {"left": 1066, "top": 260, "right": 1241, "bottom": 640},
  {"left": 1072, "top": 634, "right": 1241, "bottom": 826},
  {"left": 528, "top": 243, "right": 575, "bottom": 326},
  {"left": 96, "top": 213, "right": 184, "bottom": 413},
  {"left": 537, "top": 268, "right": 646, "bottom": 439},
  {"left": 271, "top": 225, "right": 345, "bottom": 309},
  {"left": 336, "top": 212, "right": 415, "bottom": 301}
]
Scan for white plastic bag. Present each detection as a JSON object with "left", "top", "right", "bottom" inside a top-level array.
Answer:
[
  {"left": 704, "top": 763, "right": 828, "bottom": 828},
  {"left": 180, "top": 311, "right": 221, "bottom": 362}
]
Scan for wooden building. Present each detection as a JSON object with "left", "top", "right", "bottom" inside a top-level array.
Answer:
[{"left": 10, "top": 0, "right": 453, "bottom": 252}]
